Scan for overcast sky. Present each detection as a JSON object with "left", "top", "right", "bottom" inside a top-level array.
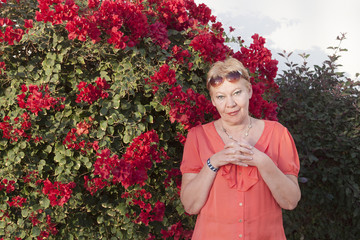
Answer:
[{"left": 194, "top": 0, "right": 360, "bottom": 79}]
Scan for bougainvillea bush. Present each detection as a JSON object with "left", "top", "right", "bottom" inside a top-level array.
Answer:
[{"left": 0, "top": 0, "right": 279, "bottom": 239}]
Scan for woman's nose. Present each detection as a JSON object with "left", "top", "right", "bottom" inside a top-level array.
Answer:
[{"left": 226, "top": 97, "right": 236, "bottom": 107}]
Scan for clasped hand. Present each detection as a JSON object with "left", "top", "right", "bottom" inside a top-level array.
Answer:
[{"left": 210, "top": 141, "right": 267, "bottom": 168}]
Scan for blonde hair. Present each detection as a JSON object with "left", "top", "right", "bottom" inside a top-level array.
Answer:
[{"left": 206, "top": 57, "right": 250, "bottom": 89}]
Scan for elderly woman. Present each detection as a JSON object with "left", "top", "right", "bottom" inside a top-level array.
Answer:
[{"left": 180, "top": 57, "right": 301, "bottom": 239}]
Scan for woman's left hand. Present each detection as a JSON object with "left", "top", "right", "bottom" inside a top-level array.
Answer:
[{"left": 231, "top": 140, "right": 271, "bottom": 169}]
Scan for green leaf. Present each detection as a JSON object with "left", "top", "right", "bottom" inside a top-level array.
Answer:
[
  {"left": 100, "top": 106, "right": 108, "bottom": 116},
  {"left": 107, "top": 210, "right": 116, "bottom": 217},
  {"left": 100, "top": 121, "right": 108, "bottom": 131},
  {"left": 21, "top": 209, "right": 29, "bottom": 218},
  {"left": 97, "top": 216, "right": 104, "bottom": 224},
  {"left": 31, "top": 226, "right": 41, "bottom": 237},
  {"left": 40, "top": 198, "right": 50, "bottom": 208}
]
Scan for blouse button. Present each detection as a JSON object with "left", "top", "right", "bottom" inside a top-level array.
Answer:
[
  {"left": 239, "top": 202, "right": 243, "bottom": 206},
  {"left": 239, "top": 219, "right": 243, "bottom": 223},
  {"left": 239, "top": 234, "right": 243, "bottom": 238}
]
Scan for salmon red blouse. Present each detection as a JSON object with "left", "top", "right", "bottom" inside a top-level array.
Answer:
[{"left": 180, "top": 120, "right": 300, "bottom": 240}]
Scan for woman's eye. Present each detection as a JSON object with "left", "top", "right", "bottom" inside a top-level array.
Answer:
[
  {"left": 216, "top": 95, "right": 224, "bottom": 100},
  {"left": 234, "top": 90, "right": 242, "bottom": 95}
]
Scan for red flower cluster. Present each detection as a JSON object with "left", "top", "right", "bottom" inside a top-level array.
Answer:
[
  {"left": 233, "top": 34, "right": 279, "bottom": 120},
  {"left": 186, "top": 2, "right": 215, "bottom": 26},
  {"left": 76, "top": 77, "right": 110, "bottom": 104},
  {"left": 17, "top": 84, "right": 65, "bottom": 116},
  {"left": 190, "top": 31, "right": 231, "bottom": 63},
  {"left": 115, "top": 130, "right": 165, "bottom": 189},
  {"left": 24, "top": 19, "right": 34, "bottom": 29},
  {"left": 96, "top": 0, "right": 149, "bottom": 48},
  {"left": 66, "top": 15, "right": 100, "bottom": 42},
  {"left": 145, "top": 64, "right": 177, "bottom": 93},
  {"left": 63, "top": 117, "right": 98, "bottom": 153},
  {"left": 161, "top": 85, "right": 219, "bottom": 130},
  {"left": 23, "top": 171, "right": 39, "bottom": 183},
  {"left": 149, "top": 21, "right": 170, "bottom": 49},
  {"left": 175, "top": 132, "right": 186, "bottom": 145},
  {"left": 121, "top": 189, "right": 165, "bottom": 226},
  {"left": 160, "top": 221, "right": 193, "bottom": 240},
  {"left": 65, "top": 0, "right": 149, "bottom": 48},
  {"left": 35, "top": 0, "right": 79, "bottom": 25},
  {"left": 29, "top": 210, "right": 42, "bottom": 226},
  {"left": 164, "top": 168, "right": 181, "bottom": 191},
  {"left": 36, "top": 216, "right": 58, "bottom": 239},
  {"left": 0, "top": 112, "right": 41, "bottom": 143},
  {"left": 41, "top": 179, "right": 76, "bottom": 207},
  {"left": 169, "top": 45, "right": 192, "bottom": 66},
  {"left": 88, "top": 0, "right": 100, "bottom": 9},
  {"left": 0, "top": 17, "right": 24, "bottom": 45},
  {"left": 84, "top": 176, "right": 109, "bottom": 196},
  {"left": 7, "top": 195, "right": 27, "bottom": 207},
  {"left": 85, "top": 130, "right": 166, "bottom": 195},
  {"left": 29, "top": 210, "right": 58, "bottom": 239},
  {"left": 150, "top": 0, "right": 190, "bottom": 31},
  {"left": 93, "top": 148, "right": 121, "bottom": 182},
  {"left": 0, "top": 179, "right": 15, "bottom": 193},
  {"left": 150, "top": 0, "right": 214, "bottom": 32}
]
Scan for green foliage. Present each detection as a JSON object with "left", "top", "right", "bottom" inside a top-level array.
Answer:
[
  {"left": 277, "top": 36, "right": 360, "bottom": 239},
  {"left": 0, "top": 1, "right": 208, "bottom": 239}
]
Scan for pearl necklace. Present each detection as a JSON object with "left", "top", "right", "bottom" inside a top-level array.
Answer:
[{"left": 222, "top": 117, "right": 252, "bottom": 142}]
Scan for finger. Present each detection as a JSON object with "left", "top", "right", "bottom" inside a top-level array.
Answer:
[
  {"left": 229, "top": 158, "right": 249, "bottom": 167},
  {"left": 226, "top": 146, "right": 253, "bottom": 156},
  {"left": 224, "top": 141, "right": 239, "bottom": 149},
  {"left": 238, "top": 142, "right": 253, "bottom": 150}
]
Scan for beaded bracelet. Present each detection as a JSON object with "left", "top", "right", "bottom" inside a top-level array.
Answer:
[{"left": 207, "top": 158, "right": 218, "bottom": 172}]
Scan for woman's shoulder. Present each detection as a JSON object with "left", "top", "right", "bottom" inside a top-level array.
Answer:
[
  {"left": 189, "top": 121, "right": 215, "bottom": 132},
  {"left": 259, "top": 119, "right": 289, "bottom": 139},
  {"left": 262, "top": 119, "right": 286, "bottom": 130}
]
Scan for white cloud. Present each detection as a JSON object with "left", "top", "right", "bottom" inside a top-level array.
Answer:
[{"left": 194, "top": 0, "right": 360, "bottom": 78}]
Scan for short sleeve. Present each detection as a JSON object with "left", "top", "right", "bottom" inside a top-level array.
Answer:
[
  {"left": 180, "top": 127, "right": 203, "bottom": 174},
  {"left": 277, "top": 127, "right": 300, "bottom": 177}
]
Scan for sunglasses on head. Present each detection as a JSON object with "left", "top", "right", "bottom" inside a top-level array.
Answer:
[{"left": 207, "top": 70, "right": 243, "bottom": 89}]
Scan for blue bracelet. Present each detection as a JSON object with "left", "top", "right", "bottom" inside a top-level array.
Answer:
[{"left": 207, "top": 158, "right": 218, "bottom": 172}]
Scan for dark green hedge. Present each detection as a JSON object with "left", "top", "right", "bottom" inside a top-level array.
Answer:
[{"left": 276, "top": 45, "right": 360, "bottom": 239}]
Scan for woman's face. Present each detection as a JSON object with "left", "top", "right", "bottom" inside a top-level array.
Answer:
[{"left": 210, "top": 78, "right": 252, "bottom": 125}]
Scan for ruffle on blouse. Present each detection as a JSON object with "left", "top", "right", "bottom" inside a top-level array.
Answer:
[{"left": 221, "top": 164, "right": 259, "bottom": 192}]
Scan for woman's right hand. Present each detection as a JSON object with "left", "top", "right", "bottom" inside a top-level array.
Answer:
[{"left": 210, "top": 141, "right": 254, "bottom": 168}]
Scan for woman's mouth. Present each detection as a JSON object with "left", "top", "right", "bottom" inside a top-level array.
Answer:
[{"left": 227, "top": 110, "right": 240, "bottom": 116}]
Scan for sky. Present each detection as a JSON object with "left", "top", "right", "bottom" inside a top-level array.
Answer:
[{"left": 194, "top": 0, "right": 360, "bottom": 79}]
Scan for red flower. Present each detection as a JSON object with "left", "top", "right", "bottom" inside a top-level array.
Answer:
[
  {"left": 1, "top": 179, "right": 16, "bottom": 193},
  {"left": 161, "top": 85, "right": 219, "bottom": 130},
  {"left": 88, "top": 0, "right": 99, "bottom": 8},
  {"left": 76, "top": 78, "right": 110, "bottom": 104},
  {"left": 41, "top": 179, "right": 76, "bottom": 206},
  {"left": 146, "top": 64, "right": 177, "bottom": 93},
  {"left": 148, "top": 21, "right": 170, "bottom": 49},
  {"left": 190, "top": 31, "right": 231, "bottom": 63},
  {"left": 76, "top": 119, "right": 92, "bottom": 135},
  {"left": 161, "top": 221, "right": 193, "bottom": 240},
  {"left": 7, "top": 195, "right": 27, "bottom": 207},
  {"left": 169, "top": 45, "right": 191, "bottom": 65},
  {"left": 84, "top": 176, "right": 110, "bottom": 195},
  {"left": 17, "top": 84, "right": 65, "bottom": 116},
  {"left": 24, "top": 19, "right": 34, "bottom": 29}
]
